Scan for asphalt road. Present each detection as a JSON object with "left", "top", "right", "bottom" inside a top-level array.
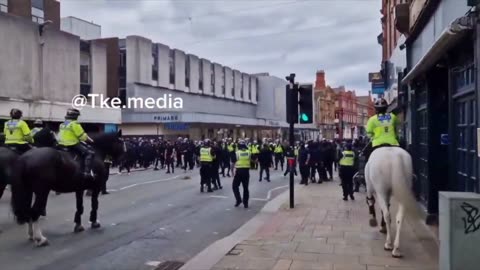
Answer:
[{"left": 0, "top": 166, "right": 290, "bottom": 270}]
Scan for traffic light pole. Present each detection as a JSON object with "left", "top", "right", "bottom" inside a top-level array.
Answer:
[
  {"left": 288, "top": 120, "right": 295, "bottom": 209},
  {"left": 285, "top": 74, "right": 297, "bottom": 209}
]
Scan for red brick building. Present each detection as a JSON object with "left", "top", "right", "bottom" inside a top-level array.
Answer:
[{"left": 333, "top": 86, "right": 357, "bottom": 140}]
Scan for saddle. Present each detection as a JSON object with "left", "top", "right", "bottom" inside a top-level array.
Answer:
[
  {"left": 56, "top": 146, "right": 84, "bottom": 170},
  {"left": 4, "top": 144, "right": 29, "bottom": 155}
]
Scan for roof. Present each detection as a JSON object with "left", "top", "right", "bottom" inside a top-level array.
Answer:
[{"left": 357, "top": 96, "right": 372, "bottom": 105}]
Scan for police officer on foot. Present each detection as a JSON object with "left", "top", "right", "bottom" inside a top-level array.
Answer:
[
  {"left": 232, "top": 140, "right": 250, "bottom": 208},
  {"left": 199, "top": 139, "right": 214, "bottom": 193},
  {"left": 58, "top": 108, "right": 95, "bottom": 179},
  {"left": 338, "top": 143, "right": 356, "bottom": 201}
]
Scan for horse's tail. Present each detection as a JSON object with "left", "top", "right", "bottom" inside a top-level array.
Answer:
[
  {"left": 10, "top": 158, "right": 32, "bottom": 225},
  {"left": 392, "top": 148, "right": 424, "bottom": 221}
]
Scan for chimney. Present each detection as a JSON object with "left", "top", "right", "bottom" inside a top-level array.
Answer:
[{"left": 315, "top": 70, "right": 326, "bottom": 90}]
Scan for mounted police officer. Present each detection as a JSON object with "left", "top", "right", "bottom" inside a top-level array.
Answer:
[
  {"left": 31, "top": 119, "right": 57, "bottom": 147},
  {"left": 57, "top": 108, "right": 95, "bottom": 179},
  {"left": 4, "top": 108, "right": 33, "bottom": 154},
  {"left": 365, "top": 98, "right": 400, "bottom": 160},
  {"left": 339, "top": 143, "right": 356, "bottom": 201},
  {"left": 232, "top": 140, "right": 250, "bottom": 208}
]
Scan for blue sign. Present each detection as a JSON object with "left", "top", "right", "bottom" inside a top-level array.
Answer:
[
  {"left": 104, "top": 124, "right": 118, "bottom": 133},
  {"left": 372, "top": 87, "right": 385, "bottom": 94},
  {"left": 164, "top": 123, "right": 189, "bottom": 131},
  {"left": 441, "top": 134, "right": 449, "bottom": 145}
]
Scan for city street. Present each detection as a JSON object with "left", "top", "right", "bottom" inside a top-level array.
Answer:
[{"left": 0, "top": 168, "right": 289, "bottom": 270}]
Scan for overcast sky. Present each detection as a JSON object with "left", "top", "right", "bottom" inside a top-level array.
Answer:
[{"left": 61, "top": 0, "right": 381, "bottom": 95}]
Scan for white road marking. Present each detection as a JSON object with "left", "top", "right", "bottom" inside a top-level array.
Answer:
[
  {"left": 266, "top": 185, "right": 289, "bottom": 200},
  {"left": 118, "top": 175, "right": 183, "bottom": 191},
  {"left": 185, "top": 229, "right": 191, "bottom": 233},
  {"left": 226, "top": 208, "right": 231, "bottom": 211},
  {"left": 111, "top": 223, "right": 117, "bottom": 226},
  {"left": 250, "top": 198, "right": 268, "bottom": 201},
  {"left": 213, "top": 232, "right": 219, "bottom": 235},
  {"left": 159, "top": 227, "right": 166, "bottom": 230},
  {"left": 145, "top": 261, "right": 162, "bottom": 267},
  {"left": 209, "top": 195, "right": 228, "bottom": 199}
]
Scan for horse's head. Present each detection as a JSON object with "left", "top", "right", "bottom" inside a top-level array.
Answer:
[{"left": 90, "top": 130, "right": 125, "bottom": 161}]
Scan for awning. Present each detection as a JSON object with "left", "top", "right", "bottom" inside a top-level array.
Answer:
[{"left": 402, "top": 16, "right": 474, "bottom": 85}]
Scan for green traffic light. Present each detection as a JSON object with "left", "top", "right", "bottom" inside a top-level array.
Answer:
[{"left": 301, "top": 113, "right": 309, "bottom": 122}]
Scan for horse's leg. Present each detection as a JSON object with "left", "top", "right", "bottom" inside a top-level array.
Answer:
[
  {"left": 0, "top": 183, "right": 6, "bottom": 199},
  {"left": 392, "top": 205, "right": 405, "bottom": 258},
  {"left": 380, "top": 210, "right": 387, "bottom": 234},
  {"left": 31, "top": 191, "right": 49, "bottom": 247},
  {"left": 377, "top": 196, "right": 393, "bottom": 251},
  {"left": 365, "top": 166, "right": 377, "bottom": 227},
  {"left": 32, "top": 220, "right": 49, "bottom": 247},
  {"left": 27, "top": 221, "right": 33, "bottom": 241},
  {"left": 90, "top": 186, "right": 101, "bottom": 229},
  {"left": 74, "top": 190, "right": 85, "bottom": 233}
]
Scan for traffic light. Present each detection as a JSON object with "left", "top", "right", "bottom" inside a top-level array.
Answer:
[
  {"left": 286, "top": 83, "right": 299, "bottom": 124},
  {"left": 298, "top": 84, "right": 313, "bottom": 124}
]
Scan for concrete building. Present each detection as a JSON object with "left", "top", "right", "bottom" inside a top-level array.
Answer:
[
  {"left": 0, "top": 1, "right": 120, "bottom": 132},
  {"left": 60, "top": 16, "right": 101, "bottom": 40},
  {"left": 356, "top": 95, "right": 374, "bottom": 137},
  {"left": 333, "top": 86, "right": 357, "bottom": 140},
  {"left": 116, "top": 35, "right": 302, "bottom": 140}
]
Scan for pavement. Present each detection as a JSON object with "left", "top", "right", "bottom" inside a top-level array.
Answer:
[
  {"left": 0, "top": 166, "right": 291, "bottom": 270},
  {"left": 190, "top": 177, "right": 439, "bottom": 270}
]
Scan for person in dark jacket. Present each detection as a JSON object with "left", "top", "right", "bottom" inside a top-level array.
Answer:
[
  {"left": 258, "top": 143, "right": 273, "bottom": 182},
  {"left": 298, "top": 143, "right": 309, "bottom": 185},
  {"left": 306, "top": 141, "right": 322, "bottom": 184},
  {"left": 211, "top": 141, "right": 223, "bottom": 189}
]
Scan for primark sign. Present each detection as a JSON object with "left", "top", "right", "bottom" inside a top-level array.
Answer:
[{"left": 152, "top": 114, "right": 182, "bottom": 122}]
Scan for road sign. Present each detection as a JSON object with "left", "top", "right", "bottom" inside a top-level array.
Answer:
[{"left": 369, "top": 72, "right": 383, "bottom": 82}]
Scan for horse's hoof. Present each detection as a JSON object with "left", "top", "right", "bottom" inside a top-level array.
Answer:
[
  {"left": 91, "top": 222, "right": 101, "bottom": 229},
  {"left": 28, "top": 236, "right": 34, "bottom": 242},
  {"left": 369, "top": 219, "right": 378, "bottom": 227},
  {"left": 74, "top": 225, "right": 85, "bottom": 233},
  {"left": 35, "top": 238, "right": 49, "bottom": 247},
  {"left": 384, "top": 243, "right": 393, "bottom": 251},
  {"left": 380, "top": 226, "right": 387, "bottom": 234},
  {"left": 392, "top": 251, "right": 403, "bottom": 258}
]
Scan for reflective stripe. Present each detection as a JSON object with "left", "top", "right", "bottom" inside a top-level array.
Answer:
[
  {"left": 235, "top": 150, "right": 250, "bottom": 168},
  {"left": 200, "top": 147, "right": 213, "bottom": 162},
  {"left": 339, "top": 151, "right": 355, "bottom": 166}
]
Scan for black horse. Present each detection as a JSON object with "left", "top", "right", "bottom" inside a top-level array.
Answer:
[
  {"left": 0, "top": 131, "right": 56, "bottom": 200},
  {"left": 10, "top": 131, "right": 125, "bottom": 247}
]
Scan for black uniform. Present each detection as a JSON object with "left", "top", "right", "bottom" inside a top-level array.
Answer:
[
  {"left": 258, "top": 145, "right": 273, "bottom": 182},
  {"left": 212, "top": 145, "right": 223, "bottom": 189},
  {"left": 298, "top": 146, "right": 309, "bottom": 185},
  {"left": 165, "top": 143, "right": 175, "bottom": 173}
]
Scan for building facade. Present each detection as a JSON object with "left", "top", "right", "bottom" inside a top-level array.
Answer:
[
  {"left": 60, "top": 16, "right": 101, "bottom": 40},
  {"left": 356, "top": 95, "right": 375, "bottom": 137},
  {"left": 115, "top": 36, "right": 312, "bottom": 140},
  {"left": 334, "top": 87, "right": 358, "bottom": 140},
  {"left": 381, "top": 0, "right": 480, "bottom": 223},
  {"left": 0, "top": 0, "right": 120, "bottom": 133},
  {"left": 314, "top": 71, "right": 336, "bottom": 140}
]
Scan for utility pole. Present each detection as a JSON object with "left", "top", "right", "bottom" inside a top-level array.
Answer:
[{"left": 285, "top": 74, "right": 297, "bottom": 209}]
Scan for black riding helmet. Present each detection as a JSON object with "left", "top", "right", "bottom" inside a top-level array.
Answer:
[
  {"left": 10, "top": 108, "right": 22, "bottom": 119},
  {"left": 66, "top": 108, "right": 81, "bottom": 120},
  {"left": 374, "top": 98, "right": 388, "bottom": 114}
]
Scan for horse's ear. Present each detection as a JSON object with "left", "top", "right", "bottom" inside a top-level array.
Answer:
[{"left": 117, "top": 129, "right": 122, "bottom": 137}]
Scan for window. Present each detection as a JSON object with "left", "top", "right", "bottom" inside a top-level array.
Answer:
[
  {"left": 169, "top": 50, "right": 175, "bottom": 84},
  {"left": 240, "top": 76, "right": 244, "bottom": 99},
  {"left": 119, "top": 51, "right": 126, "bottom": 67},
  {"left": 118, "top": 49, "right": 126, "bottom": 89},
  {"left": 199, "top": 61, "right": 203, "bottom": 91},
  {"left": 248, "top": 78, "right": 252, "bottom": 100},
  {"left": 231, "top": 74, "right": 235, "bottom": 97},
  {"left": 255, "top": 79, "right": 259, "bottom": 102},
  {"left": 185, "top": 57, "right": 190, "bottom": 87},
  {"left": 221, "top": 68, "right": 226, "bottom": 95},
  {"left": 0, "top": 0, "right": 7, "bottom": 13},
  {"left": 211, "top": 64, "right": 215, "bottom": 89},
  {"left": 31, "top": 4, "right": 44, "bottom": 24},
  {"left": 152, "top": 45, "right": 158, "bottom": 81},
  {"left": 80, "top": 52, "right": 91, "bottom": 85}
]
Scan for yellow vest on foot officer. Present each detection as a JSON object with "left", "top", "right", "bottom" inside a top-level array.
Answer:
[
  {"left": 232, "top": 140, "right": 251, "bottom": 208},
  {"left": 199, "top": 139, "right": 214, "bottom": 193},
  {"left": 3, "top": 108, "right": 33, "bottom": 154},
  {"left": 338, "top": 144, "right": 356, "bottom": 201},
  {"left": 58, "top": 108, "right": 95, "bottom": 179}
]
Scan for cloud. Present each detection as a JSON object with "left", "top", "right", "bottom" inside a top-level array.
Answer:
[{"left": 61, "top": 0, "right": 381, "bottom": 92}]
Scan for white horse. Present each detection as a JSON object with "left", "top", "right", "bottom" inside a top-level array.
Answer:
[{"left": 364, "top": 147, "right": 423, "bottom": 258}]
